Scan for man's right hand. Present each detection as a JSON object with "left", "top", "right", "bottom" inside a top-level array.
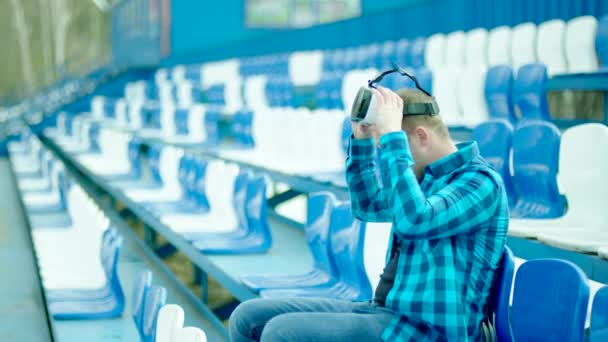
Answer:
[{"left": 352, "top": 121, "right": 374, "bottom": 140}]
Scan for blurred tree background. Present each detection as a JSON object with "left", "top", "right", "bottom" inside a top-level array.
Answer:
[{"left": 0, "top": 0, "right": 112, "bottom": 106}]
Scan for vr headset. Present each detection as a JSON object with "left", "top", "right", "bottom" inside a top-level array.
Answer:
[{"left": 350, "top": 64, "right": 440, "bottom": 124}]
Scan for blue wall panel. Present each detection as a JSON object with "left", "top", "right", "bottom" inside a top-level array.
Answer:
[{"left": 164, "top": 0, "right": 608, "bottom": 66}]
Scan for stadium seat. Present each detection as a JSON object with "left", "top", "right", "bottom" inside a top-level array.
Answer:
[
  {"left": 590, "top": 286, "right": 608, "bottom": 342},
  {"left": 458, "top": 65, "right": 489, "bottom": 127},
  {"left": 511, "top": 23, "right": 537, "bottom": 72},
  {"left": 156, "top": 304, "right": 185, "bottom": 342},
  {"left": 513, "top": 63, "right": 551, "bottom": 121},
  {"left": 566, "top": 16, "right": 599, "bottom": 73},
  {"left": 432, "top": 66, "right": 463, "bottom": 126},
  {"left": 510, "top": 120, "right": 565, "bottom": 219},
  {"left": 485, "top": 65, "right": 517, "bottom": 123},
  {"left": 176, "top": 327, "right": 207, "bottom": 342},
  {"left": 394, "top": 38, "right": 410, "bottom": 66},
  {"left": 142, "top": 286, "right": 168, "bottom": 342},
  {"left": 192, "top": 173, "right": 272, "bottom": 254},
  {"left": 488, "top": 26, "right": 512, "bottom": 66},
  {"left": 471, "top": 119, "right": 517, "bottom": 207},
  {"left": 513, "top": 124, "right": 608, "bottom": 248},
  {"left": 241, "top": 192, "right": 337, "bottom": 291},
  {"left": 597, "top": 16, "right": 608, "bottom": 70},
  {"left": 260, "top": 200, "right": 372, "bottom": 301},
  {"left": 465, "top": 28, "right": 488, "bottom": 65},
  {"left": 511, "top": 259, "right": 589, "bottom": 342},
  {"left": 132, "top": 270, "right": 153, "bottom": 335},
  {"left": 380, "top": 40, "right": 396, "bottom": 69},
  {"left": 48, "top": 235, "right": 125, "bottom": 320},
  {"left": 444, "top": 31, "right": 466, "bottom": 66},
  {"left": 484, "top": 246, "right": 515, "bottom": 342},
  {"left": 424, "top": 33, "right": 446, "bottom": 70},
  {"left": 409, "top": 37, "right": 426, "bottom": 68},
  {"left": 536, "top": 19, "right": 568, "bottom": 76}
]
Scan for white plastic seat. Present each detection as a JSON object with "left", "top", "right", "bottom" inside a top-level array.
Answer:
[
  {"left": 511, "top": 23, "right": 537, "bottom": 72},
  {"left": 565, "top": 16, "right": 599, "bottom": 73},
  {"left": 176, "top": 327, "right": 207, "bottom": 342},
  {"left": 160, "top": 162, "right": 240, "bottom": 234},
  {"left": 156, "top": 304, "right": 185, "bottom": 342},
  {"left": 510, "top": 124, "right": 608, "bottom": 253},
  {"left": 488, "top": 26, "right": 512, "bottom": 66},
  {"left": 465, "top": 28, "right": 488, "bottom": 65},
  {"left": 444, "top": 31, "right": 466, "bottom": 67},
  {"left": 244, "top": 76, "right": 269, "bottom": 111},
  {"left": 289, "top": 50, "right": 323, "bottom": 87},
  {"left": 458, "top": 65, "right": 489, "bottom": 127},
  {"left": 363, "top": 222, "right": 392, "bottom": 291},
  {"left": 432, "top": 66, "right": 463, "bottom": 126},
  {"left": 424, "top": 33, "right": 446, "bottom": 70},
  {"left": 341, "top": 69, "right": 378, "bottom": 116},
  {"left": 537, "top": 19, "right": 568, "bottom": 76}
]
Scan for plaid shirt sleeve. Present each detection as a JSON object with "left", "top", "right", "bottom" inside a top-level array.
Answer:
[
  {"left": 345, "top": 136, "right": 393, "bottom": 222},
  {"left": 379, "top": 131, "right": 501, "bottom": 240}
]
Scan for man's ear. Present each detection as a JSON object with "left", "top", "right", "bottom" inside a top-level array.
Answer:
[{"left": 415, "top": 126, "right": 429, "bottom": 145}]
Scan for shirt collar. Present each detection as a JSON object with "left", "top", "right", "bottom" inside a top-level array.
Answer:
[{"left": 424, "top": 141, "right": 479, "bottom": 177}]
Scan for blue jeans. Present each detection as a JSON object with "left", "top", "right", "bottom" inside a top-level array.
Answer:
[{"left": 229, "top": 297, "right": 394, "bottom": 342}]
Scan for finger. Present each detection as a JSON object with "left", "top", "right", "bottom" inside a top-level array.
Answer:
[
  {"left": 369, "top": 88, "right": 385, "bottom": 105},
  {"left": 377, "top": 86, "right": 391, "bottom": 103},
  {"left": 393, "top": 92, "right": 402, "bottom": 110}
]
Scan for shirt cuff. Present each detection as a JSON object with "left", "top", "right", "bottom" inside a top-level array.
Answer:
[
  {"left": 348, "top": 135, "right": 376, "bottom": 161},
  {"left": 379, "top": 131, "right": 413, "bottom": 161}
]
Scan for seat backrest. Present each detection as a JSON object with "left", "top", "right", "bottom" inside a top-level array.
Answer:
[
  {"left": 485, "top": 246, "right": 515, "bottom": 342},
  {"left": 409, "top": 37, "right": 426, "bottom": 68},
  {"left": 231, "top": 171, "right": 251, "bottom": 234},
  {"left": 176, "top": 327, "right": 208, "bottom": 342},
  {"left": 591, "top": 286, "right": 608, "bottom": 342},
  {"left": 191, "top": 157, "right": 210, "bottom": 210},
  {"left": 458, "top": 65, "right": 489, "bottom": 127},
  {"left": 511, "top": 259, "right": 589, "bottom": 342},
  {"left": 566, "top": 16, "right": 599, "bottom": 73},
  {"left": 512, "top": 121, "right": 564, "bottom": 217},
  {"left": 132, "top": 270, "right": 153, "bottom": 335},
  {"left": 511, "top": 23, "right": 537, "bottom": 72},
  {"left": 159, "top": 146, "right": 185, "bottom": 191},
  {"left": 329, "top": 201, "right": 372, "bottom": 301},
  {"left": 432, "top": 66, "right": 463, "bottom": 126},
  {"left": 445, "top": 31, "right": 466, "bottom": 67},
  {"left": 424, "top": 33, "right": 446, "bottom": 70},
  {"left": 205, "top": 161, "right": 239, "bottom": 215},
  {"left": 488, "top": 26, "right": 512, "bottom": 66},
  {"left": 597, "top": 16, "right": 608, "bottom": 69},
  {"left": 244, "top": 174, "right": 272, "bottom": 249},
  {"left": 513, "top": 63, "right": 551, "bottom": 121},
  {"left": 556, "top": 123, "right": 608, "bottom": 223},
  {"left": 305, "top": 193, "right": 338, "bottom": 277},
  {"left": 142, "top": 286, "right": 168, "bottom": 342},
  {"left": 155, "top": 304, "right": 185, "bottom": 342},
  {"left": 485, "top": 65, "right": 516, "bottom": 123},
  {"left": 537, "top": 19, "right": 568, "bottom": 76},
  {"left": 472, "top": 119, "right": 517, "bottom": 206},
  {"left": 465, "top": 28, "right": 488, "bottom": 65},
  {"left": 395, "top": 39, "right": 410, "bottom": 66},
  {"left": 380, "top": 40, "right": 396, "bottom": 69}
]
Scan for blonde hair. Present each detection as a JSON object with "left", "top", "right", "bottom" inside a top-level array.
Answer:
[{"left": 396, "top": 89, "right": 449, "bottom": 139}]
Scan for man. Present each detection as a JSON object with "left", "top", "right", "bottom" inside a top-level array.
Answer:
[{"left": 229, "top": 87, "right": 508, "bottom": 341}]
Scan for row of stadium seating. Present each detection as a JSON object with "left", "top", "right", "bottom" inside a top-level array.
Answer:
[{"left": 12, "top": 110, "right": 608, "bottom": 341}]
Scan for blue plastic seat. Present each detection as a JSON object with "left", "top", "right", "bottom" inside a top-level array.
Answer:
[
  {"left": 240, "top": 192, "right": 338, "bottom": 291},
  {"left": 511, "top": 259, "right": 589, "bottom": 342},
  {"left": 590, "top": 286, "right": 608, "bottom": 342},
  {"left": 380, "top": 40, "right": 396, "bottom": 69},
  {"left": 511, "top": 121, "right": 565, "bottom": 218},
  {"left": 49, "top": 235, "right": 125, "bottom": 320},
  {"left": 485, "top": 65, "right": 517, "bottom": 123},
  {"left": 395, "top": 39, "right": 410, "bottom": 66},
  {"left": 204, "top": 109, "right": 221, "bottom": 145},
  {"left": 484, "top": 246, "right": 515, "bottom": 342},
  {"left": 181, "top": 170, "right": 250, "bottom": 242},
  {"left": 409, "top": 37, "right": 426, "bottom": 68},
  {"left": 100, "top": 137, "right": 142, "bottom": 182},
  {"left": 597, "top": 16, "right": 608, "bottom": 70},
  {"left": 367, "top": 43, "right": 381, "bottom": 69},
  {"left": 132, "top": 270, "right": 153, "bottom": 336},
  {"left": 514, "top": 63, "right": 551, "bottom": 121},
  {"left": 472, "top": 119, "right": 517, "bottom": 207},
  {"left": 191, "top": 173, "right": 272, "bottom": 254},
  {"left": 141, "top": 286, "right": 167, "bottom": 342},
  {"left": 260, "top": 200, "right": 372, "bottom": 301}
]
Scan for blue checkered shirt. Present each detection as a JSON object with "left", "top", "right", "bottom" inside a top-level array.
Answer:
[{"left": 346, "top": 131, "right": 508, "bottom": 341}]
